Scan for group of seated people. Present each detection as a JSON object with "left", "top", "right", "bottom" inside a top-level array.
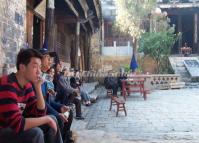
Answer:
[{"left": 0, "top": 48, "right": 94, "bottom": 143}]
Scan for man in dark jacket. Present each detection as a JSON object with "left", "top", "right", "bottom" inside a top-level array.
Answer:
[{"left": 104, "top": 71, "right": 118, "bottom": 96}]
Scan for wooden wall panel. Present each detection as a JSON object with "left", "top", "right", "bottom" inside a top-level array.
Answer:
[{"left": 26, "top": 9, "right": 33, "bottom": 48}]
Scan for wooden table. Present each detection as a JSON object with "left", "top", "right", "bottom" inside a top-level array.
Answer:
[{"left": 121, "top": 78, "right": 146, "bottom": 100}]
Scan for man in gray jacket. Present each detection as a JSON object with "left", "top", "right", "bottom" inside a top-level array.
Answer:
[{"left": 54, "top": 63, "right": 84, "bottom": 120}]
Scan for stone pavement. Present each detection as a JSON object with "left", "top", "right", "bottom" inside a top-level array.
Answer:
[{"left": 71, "top": 86, "right": 199, "bottom": 143}]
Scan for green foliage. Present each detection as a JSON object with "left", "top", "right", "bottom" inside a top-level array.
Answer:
[
  {"left": 138, "top": 31, "right": 179, "bottom": 73},
  {"left": 122, "top": 64, "right": 131, "bottom": 72},
  {"left": 122, "top": 63, "right": 143, "bottom": 73},
  {"left": 125, "top": 0, "right": 156, "bottom": 20},
  {"left": 138, "top": 11, "right": 180, "bottom": 74},
  {"left": 115, "top": 0, "right": 156, "bottom": 40},
  {"left": 136, "top": 66, "right": 143, "bottom": 73}
]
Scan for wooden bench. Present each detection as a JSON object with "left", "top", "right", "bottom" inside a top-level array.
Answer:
[{"left": 108, "top": 89, "right": 127, "bottom": 116}]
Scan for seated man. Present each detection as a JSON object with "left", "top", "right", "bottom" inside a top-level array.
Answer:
[
  {"left": 54, "top": 63, "right": 84, "bottom": 120},
  {"left": 0, "top": 48, "right": 62, "bottom": 143},
  {"left": 38, "top": 48, "right": 74, "bottom": 143},
  {"left": 117, "top": 68, "right": 127, "bottom": 94},
  {"left": 104, "top": 71, "right": 118, "bottom": 97},
  {"left": 70, "top": 70, "right": 92, "bottom": 106}
]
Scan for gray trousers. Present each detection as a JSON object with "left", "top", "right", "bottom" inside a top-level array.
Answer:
[{"left": 0, "top": 116, "right": 63, "bottom": 143}]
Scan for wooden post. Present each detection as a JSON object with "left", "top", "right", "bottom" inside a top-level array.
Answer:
[
  {"left": 88, "top": 33, "right": 91, "bottom": 70},
  {"left": 75, "top": 22, "right": 80, "bottom": 70},
  {"left": 193, "top": 13, "right": 198, "bottom": 53},
  {"left": 84, "top": 33, "right": 88, "bottom": 70},
  {"left": 84, "top": 33, "right": 90, "bottom": 70},
  {"left": 45, "top": 0, "right": 55, "bottom": 51},
  {"left": 178, "top": 15, "right": 182, "bottom": 53},
  {"left": 79, "top": 34, "right": 85, "bottom": 71},
  {"left": 101, "top": 19, "right": 104, "bottom": 54}
]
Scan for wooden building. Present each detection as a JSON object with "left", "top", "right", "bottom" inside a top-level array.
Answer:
[
  {"left": 26, "top": 0, "right": 46, "bottom": 50},
  {"left": 158, "top": 1, "right": 199, "bottom": 54},
  {"left": 26, "top": 0, "right": 101, "bottom": 70}
]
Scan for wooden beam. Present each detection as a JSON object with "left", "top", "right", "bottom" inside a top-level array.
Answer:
[
  {"left": 89, "top": 19, "right": 94, "bottom": 33},
  {"left": 93, "top": 0, "right": 100, "bottom": 19},
  {"left": 34, "top": 0, "right": 46, "bottom": 19},
  {"left": 56, "top": 15, "right": 78, "bottom": 23},
  {"left": 64, "top": 0, "right": 79, "bottom": 17},
  {"left": 81, "top": 23, "right": 87, "bottom": 32},
  {"left": 78, "top": 0, "right": 89, "bottom": 18}
]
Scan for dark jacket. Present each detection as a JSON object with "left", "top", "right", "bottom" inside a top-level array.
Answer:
[
  {"left": 55, "top": 74, "right": 76, "bottom": 94},
  {"left": 70, "top": 76, "right": 82, "bottom": 89},
  {"left": 104, "top": 76, "right": 118, "bottom": 89},
  {"left": 117, "top": 73, "right": 127, "bottom": 88}
]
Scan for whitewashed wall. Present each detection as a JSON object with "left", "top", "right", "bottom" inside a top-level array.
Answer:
[{"left": 102, "top": 41, "right": 133, "bottom": 56}]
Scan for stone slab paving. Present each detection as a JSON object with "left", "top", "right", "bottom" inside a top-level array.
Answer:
[{"left": 71, "top": 87, "right": 199, "bottom": 143}]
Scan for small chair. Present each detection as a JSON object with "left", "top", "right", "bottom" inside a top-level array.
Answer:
[{"left": 109, "top": 92, "right": 127, "bottom": 117}]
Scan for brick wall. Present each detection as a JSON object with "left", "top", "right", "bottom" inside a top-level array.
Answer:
[{"left": 0, "top": 0, "right": 26, "bottom": 75}]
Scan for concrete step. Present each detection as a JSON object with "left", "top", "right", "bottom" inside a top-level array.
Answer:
[
  {"left": 185, "top": 82, "right": 199, "bottom": 88},
  {"left": 169, "top": 56, "right": 197, "bottom": 82},
  {"left": 181, "top": 77, "right": 192, "bottom": 82},
  {"left": 169, "top": 82, "right": 185, "bottom": 89}
]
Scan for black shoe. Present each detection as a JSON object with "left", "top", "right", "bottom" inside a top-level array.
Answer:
[
  {"left": 85, "top": 103, "right": 92, "bottom": 106},
  {"left": 90, "top": 98, "right": 96, "bottom": 103},
  {"left": 63, "top": 131, "right": 74, "bottom": 143},
  {"left": 64, "top": 137, "right": 74, "bottom": 143},
  {"left": 67, "top": 130, "right": 73, "bottom": 138},
  {"left": 75, "top": 116, "right": 85, "bottom": 120}
]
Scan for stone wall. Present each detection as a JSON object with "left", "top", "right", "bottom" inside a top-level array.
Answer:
[{"left": 0, "top": 0, "right": 26, "bottom": 75}]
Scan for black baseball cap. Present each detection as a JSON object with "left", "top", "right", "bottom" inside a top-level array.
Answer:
[
  {"left": 38, "top": 48, "right": 56, "bottom": 57},
  {"left": 38, "top": 48, "right": 60, "bottom": 64}
]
